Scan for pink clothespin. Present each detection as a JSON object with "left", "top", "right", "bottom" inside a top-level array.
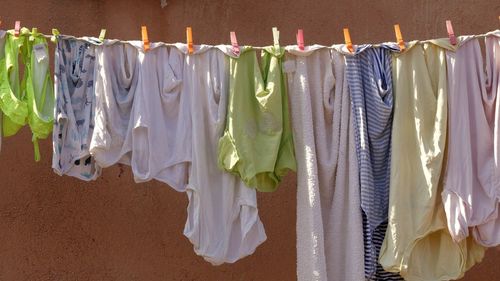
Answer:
[
  {"left": 297, "top": 29, "right": 304, "bottom": 50},
  {"left": 14, "top": 21, "right": 20, "bottom": 37},
  {"left": 230, "top": 31, "right": 240, "bottom": 55},
  {"left": 446, "top": 20, "right": 457, "bottom": 45}
]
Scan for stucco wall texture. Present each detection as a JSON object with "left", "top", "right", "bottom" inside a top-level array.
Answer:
[{"left": 0, "top": 0, "right": 499, "bottom": 280}]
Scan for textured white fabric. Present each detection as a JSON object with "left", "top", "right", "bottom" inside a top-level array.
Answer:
[
  {"left": 285, "top": 45, "right": 364, "bottom": 281},
  {"left": 175, "top": 44, "right": 266, "bottom": 265}
]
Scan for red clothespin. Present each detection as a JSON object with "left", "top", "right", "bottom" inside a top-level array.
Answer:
[
  {"left": 446, "top": 20, "right": 457, "bottom": 45},
  {"left": 230, "top": 31, "right": 240, "bottom": 55},
  {"left": 297, "top": 29, "right": 304, "bottom": 50},
  {"left": 186, "top": 27, "right": 193, "bottom": 54},
  {"left": 14, "top": 21, "right": 20, "bottom": 37},
  {"left": 141, "top": 26, "right": 150, "bottom": 51},
  {"left": 343, "top": 28, "right": 354, "bottom": 53},
  {"left": 394, "top": 24, "right": 405, "bottom": 51}
]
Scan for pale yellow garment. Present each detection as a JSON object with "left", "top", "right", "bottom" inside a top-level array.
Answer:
[{"left": 379, "top": 40, "right": 485, "bottom": 281}]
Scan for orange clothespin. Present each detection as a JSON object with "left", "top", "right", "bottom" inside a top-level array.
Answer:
[
  {"left": 394, "top": 24, "right": 405, "bottom": 51},
  {"left": 141, "top": 26, "right": 150, "bottom": 51},
  {"left": 230, "top": 31, "right": 240, "bottom": 55},
  {"left": 297, "top": 29, "right": 304, "bottom": 50},
  {"left": 343, "top": 28, "right": 354, "bottom": 53},
  {"left": 186, "top": 27, "right": 193, "bottom": 54},
  {"left": 14, "top": 21, "right": 20, "bottom": 37},
  {"left": 446, "top": 20, "right": 457, "bottom": 45}
]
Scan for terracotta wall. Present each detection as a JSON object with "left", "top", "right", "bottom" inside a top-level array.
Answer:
[{"left": 0, "top": 0, "right": 498, "bottom": 280}]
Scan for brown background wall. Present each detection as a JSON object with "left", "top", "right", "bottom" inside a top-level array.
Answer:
[{"left": 0, "top": 0, "right": 499, "bottom": 280}]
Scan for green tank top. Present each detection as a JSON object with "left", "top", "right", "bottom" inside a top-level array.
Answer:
[
  {"left": 0, "top": 28, "right": 29, "bottom": 138},
  {"left": 218, "top": 46, "right": 296, "bottom": 192},
  {"left": 0, "top": 28, "right": 54, "bottom": 161},
  {"left": 25, "top": 31, "right": 54, "bottom": 161}
]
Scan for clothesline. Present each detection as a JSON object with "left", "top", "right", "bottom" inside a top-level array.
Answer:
[{"left": 21, "top": 27, "right": 500, "bottom": 50}]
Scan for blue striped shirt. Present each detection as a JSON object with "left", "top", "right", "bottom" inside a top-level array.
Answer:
[{"left": 345, "top": 45, "right": 402, "bottom": 280}]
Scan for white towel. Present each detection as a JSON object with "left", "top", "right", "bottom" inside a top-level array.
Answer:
[{"left": 285, "top": 45, "right": 364, "bottom": 281}]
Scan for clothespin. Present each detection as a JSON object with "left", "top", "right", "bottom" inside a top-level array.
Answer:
[
  {"left": 394, "top": 24, "right": 405, "bottom": 51},
  {"left": 343, "top": 28, "right": 354, "bottom": 53},
  {"left": 29, "top": 27, "right": 37, "bottom": 41},
  {"left": 186, "top": 27, "right": 193, "bottom": 54},
  {"left": 50, "top": 28, "right": 60, "bottom": 43},
  {"left": 141, "top": 26, "right": 150, "bottom": 51},
  {"left": 14, "top": 21, "right": 20, "bottom": 37},
  {"left": 297, "top": 29, "right": 304, "bottom": 51},
  {"left": 445, "top": 20, "right": 457, "bottom": 45},
  {"left": 230, "top": 31, "right": 240, "bottom": 55},
  {"left": 99, "top": 29, "right": 106, "bottom": 42},
  {"left": 272, "top": 27, "right": 280, "bottom": 48}
]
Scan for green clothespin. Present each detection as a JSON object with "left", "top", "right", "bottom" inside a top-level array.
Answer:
[
  {"left": 99, "top": 29, "right": 106, "bottom": 42},
  {"left": 29, "top": 27, "right": 37, "bottom": 41},
  {"left": 272, "top": 27, "right": 280, "bottom": 48},
  {"left": 51, "top": 28, "right": 60, "bottom": 43}
]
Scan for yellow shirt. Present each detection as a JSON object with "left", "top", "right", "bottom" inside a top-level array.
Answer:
[{"left": 379, "top": 40, "right": 485, "bottom": 281}]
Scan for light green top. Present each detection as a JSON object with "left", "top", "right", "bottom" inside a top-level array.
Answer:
[
  {"left": 25, "top": 32, "right": 54, "bottom": 161},
  {"left": 0, "top": 29, "right": 29, "bottom": 138},
  {"left": 218, "top": 46, "right": 296, "bottom": 192},
  {"left": 0, "top": 28, "right": 54, "bottom": 161}
]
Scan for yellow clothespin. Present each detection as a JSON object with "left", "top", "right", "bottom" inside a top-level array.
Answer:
[
  {"left": 99, "top": 29, "right": 106, "bottom": 42},
  {"left": 14, "top": 21, "right": 20, "bottom": 37},
  {"left": 343, "top": 28, "right": 354, "bottom": 53},
  {"left": 445, "top": 20, "right": 457, "bottom": 45},
  {"left": 186, "top": 27, "right": 193, "bottom": 54},
  {"left": 51, "top": 28, "right": 60, "bottom": 43},
  {"left": 272, "top": 27, "right": 280, "bottom": 48},
  {"left": 29, "top": 27, "right": 37, "bottom": 41},
  {"left": 141, "top": 26, "right": 150, "bottom": 51},
  {"left": 297, "top": 29, "right": 304, "bottom": 51},
  {"left": 230, "top": 31, "right": 240, "bottom": 55},
  {"left": 394, "top": 24, "right": 405, "bottom": 51}
]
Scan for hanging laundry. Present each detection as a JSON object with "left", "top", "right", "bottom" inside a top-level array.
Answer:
[
  {"left": 217, "top": 46, "right": 296, "bottom": 192},
  {"left": 340, "top": 44, "right": 403, "bottom": 281},
  {"left": 379, "top": 41, "right": 485, "bottom": 281},
  {"left": 52, "top": 36, "right": 101, "bottom": 180},
  {"left": 91, "top": 41, "right": 190, "bottom": 190},
  {"left": 284, "top": 45, "right": 364, "bottom": 281},
  {"left": 177, "top": 44, "right": 266, "bottom": 265},
  {"left": 0, "top": 29, "right": 28, "bottom": 138},
  {"left": 25, "top": 31, "right": 54, "bottom": 161},
  {"left": 129, "top": 42, "right": 190, "bottom": 190},
  {"left": 90, "top": 42, "right": 138, "bottom": 168},
  {"left": 442, "top": 31, "right": 500, "bottom": 247}
]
